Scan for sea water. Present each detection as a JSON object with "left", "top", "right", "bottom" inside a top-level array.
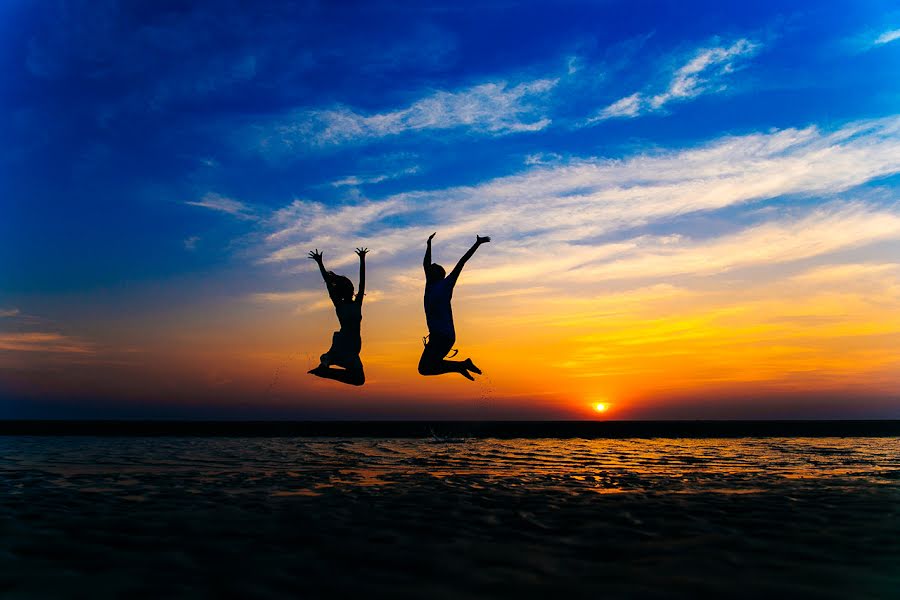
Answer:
[{"left": 1, "top": 436, "right": 899, "bottom": 598}]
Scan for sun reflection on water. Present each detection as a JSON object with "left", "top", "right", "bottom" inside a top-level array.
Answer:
[{"left": 4, "top": 436, "right": 898, "bottom": 499}]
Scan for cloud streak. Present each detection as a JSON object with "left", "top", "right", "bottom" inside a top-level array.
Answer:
[
  {"left": 249, "top": 288, "right": 384, "bottom": 313},
  {"left": 331, "top": 166, "right": 421, "bottom": 187},
  {"left": 590, "top": 39, "right": 759, "bottom": 122},
  {"left": 256, "top": 78, "right": 558, "bottom": 151},
  {"left": 0, "top": 332, "right": 94, "bottom": 354},
  {"left": 874, "top": 28, "right": 900, "bottom": 46},
  {"left": 185, "top": 193, "right": 257, "bottom": 220},
  {"left": 263, "top": 116, "right": 900, "bottom": 281},
  {"left": 565, "top": 203, "right": 900, "bottom": 283}
]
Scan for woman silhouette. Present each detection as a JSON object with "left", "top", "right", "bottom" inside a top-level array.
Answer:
[
  {"left": 418, "top": 232, "right": 490, "bottom": 380},
  {"left": 307, "top": 247, "right": 367, "bottom": 386}
]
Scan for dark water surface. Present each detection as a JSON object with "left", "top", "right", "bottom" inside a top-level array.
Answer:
[{"left": 2, "top": 436, "right": 899, "bottom": 598}]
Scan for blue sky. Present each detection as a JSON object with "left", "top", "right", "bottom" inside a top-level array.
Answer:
[
  {"left": 2, "top": 0, "right": 900, "bottom": 418},
  {"left": 3, "top": 0, "right": 898, "bottom": 292}
]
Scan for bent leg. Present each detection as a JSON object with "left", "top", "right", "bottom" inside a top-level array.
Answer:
[
  {"left": 418, "top": 355, "right": 473, "bottom": 379},
  {"left": 309, "top": 365, "right": 365, "bottom": 386},
  {"left": 418, "top": 332, "right": 454, "bottom": 376},
  {"left": 418, "top": 342, "right": 477, "bottom": 381}
]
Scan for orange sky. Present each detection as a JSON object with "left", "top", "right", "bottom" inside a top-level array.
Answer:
[{"left": 3, "top": 248, "right": 898, "bottom": 419}]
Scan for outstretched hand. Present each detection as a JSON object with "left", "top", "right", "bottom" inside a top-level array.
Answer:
[
  {"left": 476, "top": 234, "right": 491, "bottom": 245},
  {"left": 427, "top": 232, "right": 436, "bottom": 242},
  {"left": 308, "top": 249, "right": 323, "bottom": 263},
  {"left": 355, "top": 247, "right": 368, "bottom": 258}
]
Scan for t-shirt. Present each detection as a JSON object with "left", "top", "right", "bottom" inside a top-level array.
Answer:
[{"left": 424, "top": 277, "right": 455, "bottom": 338}]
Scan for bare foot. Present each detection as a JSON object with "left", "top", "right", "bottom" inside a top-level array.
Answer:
[
  {"left": 464, "top": 358, "right": 482, "bottom": 375},
  {"left": 460, "top": 368, "right": 475, "bottom": 381}
]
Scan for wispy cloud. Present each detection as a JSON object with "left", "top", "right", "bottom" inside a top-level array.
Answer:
[
  {"left": 265, "top": 196, "right": 408, "bottom": 261},
  {"left": 566, "top": 203, "right": 900, "bottom": 283},
  {"left": 844, "top": 25, "right": 900, "bottom": 53},
  {"left": 0, "top": 309, "right": 98, "bottom": 358},
  {"left": 590, "top": 39, "right": 760, "bottom": 122},
  {"left": 185, "top": 193, "right": 256, "bottom": 220},
  {"left": 0, "top": 332, "right": 94, "bottom": 354},
  {"left": 874, "top": 28, "right": 900, "bottom": 46},
  {"left": 595, "top": 93, "right": 642, "bottom": 120},
  {"left": 249, "top": 288, "right": 383, "bottom": 313},
  {"left": 791, "top": 262, "right": 900, "bottom": 285},
  {"left": 263, "top": 115, "right": 900, "bottom": 269},
  {"left": 254, "top": 114, "right": 900, "bottom": 321},
  {"left": 184, "top": 236, "right": 200, "bottom": 250},
  {"left": 249, "top": 289, "right": 332, "bottom": 313},
  {"left": 250, "top": 290, "right": 322, "bottom": 304},
  {"left": 256, "top": 78, "right": 558, "bottom": 151},
  {"left": 331, "top": 166, "right": 421, "bottom": 187}
]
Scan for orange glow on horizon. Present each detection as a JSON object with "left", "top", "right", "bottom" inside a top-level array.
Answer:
[{"left": 7, "top": 256, "right": 899, "bottom": 419}]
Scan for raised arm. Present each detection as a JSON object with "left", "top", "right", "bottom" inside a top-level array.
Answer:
[
  {"left": 423, "top": 232, "right": 436, "bottom": 272},
  {"left": 448, "top": 235, "right": 490, "bottom": 283},
  {"left": 308, "top": 249, "right": 329, "bottom": 281},
  {"left": 308, "top": 249, "right": 339, "bottom": 305},
  {"left": 355, "top": 247, "right": 368, "bottom": 304}
]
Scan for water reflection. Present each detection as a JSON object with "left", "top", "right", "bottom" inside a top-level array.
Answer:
[
  {"left": 1, "top": 437, "right": 898, "bottom": 499},
  {"left": 3, "top": 436, "right": 899, "bottom": 598}
]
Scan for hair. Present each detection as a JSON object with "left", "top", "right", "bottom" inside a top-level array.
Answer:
[
  {"left": 327, "top": 272, "right": 355, "bottom": 302},
  {"left": 426, "top": 263, "right": 446, "bottom": 283}
]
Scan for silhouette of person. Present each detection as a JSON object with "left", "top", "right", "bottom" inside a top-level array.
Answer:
[
  {"left": 418, "top": 232, "right": 490, "bottom": 381},
  {"left": 307, "top": 248, "right": 367, "bottom": 386}
]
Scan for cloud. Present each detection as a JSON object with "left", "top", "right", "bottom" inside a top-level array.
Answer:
[
  {"left": 265, "top": 115, "right": 900, "bottom": 257},
  {"left": 566, "top": 203, "right": 900, "bottom": 283},
  {"left": 595, "top": 93, "right": 642, "bottom": 120},
  {"left": 874, "top": 28, "right": 900, "bottom": 46},
  {"left": 0, "top": 332, "right": 94, "bottom": 354},
  {"left": 185, "top": 193, "right": 256, "bottom": 220},
  {"left": 842, "top": 25, "right": 900, "bottom": 54},
  {"left": 649, "top": 39, "right": 759, "bottom": 108},
  {"left": 590, "top": 39, "right": 759, "bottom": 122},
  {"left": 249, "top": 290, "right": 332, "bottom": 313},
  {"left": 265, "top": 196, "right": 408, "bottom": 262},
  {"left": 250, "top": 290, "right": 322, "bottom": 303},
  {"left": 789, "top": 262, "right": 900, "bottom": 286},
  {"left": 259, "top": 115, "right": 900, "bottom": 299},
  {"left": 184, "top": 236, "right": 200, "bottom": 250},
  {"left": 0, "top": 309, "right": 98, "bottom": 358},
  {"left": 255, "top": 78, "right": 558, "bottom": 150},
  {"left": 249, "top": 288, "right": 383, "bottom": 313},
  {"left": 332, "top": 166, "right": 421, "bottom": 187}
]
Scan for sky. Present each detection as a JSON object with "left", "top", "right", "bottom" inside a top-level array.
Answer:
[{"left": 2, "top": 0, "right": 900, "bottom": 419}]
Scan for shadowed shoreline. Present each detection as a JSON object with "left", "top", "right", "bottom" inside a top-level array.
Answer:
[
  {"left": 2, "top": 436, "right": 899, "bottom": 598},
  {"left": 2, "top": 419, "right": 900, "bottom": 438}
]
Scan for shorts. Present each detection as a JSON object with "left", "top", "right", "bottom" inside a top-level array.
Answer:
[{"left": 420, "top": 331, "right": 455, "bottom": 364}]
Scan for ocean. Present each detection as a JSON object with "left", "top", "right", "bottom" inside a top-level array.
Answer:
[{"left": 1, "top": 423, "right": 899, "bottom": 598}]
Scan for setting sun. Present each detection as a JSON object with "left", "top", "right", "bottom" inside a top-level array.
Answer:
[{"left": 593, "top": 403, "right": 609, "bottom": 413}]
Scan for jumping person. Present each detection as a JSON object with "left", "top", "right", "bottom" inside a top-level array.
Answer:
[
  {"left": 307, "top": 247, "right": 367, "bottom": 386},
  {"left": 418, "top": 232, "right": 490, "bottom": 380}
]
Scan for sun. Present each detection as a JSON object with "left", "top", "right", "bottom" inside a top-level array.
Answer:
[{"left": 593, "top": 402, "right": 608, "bottom": 413}]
